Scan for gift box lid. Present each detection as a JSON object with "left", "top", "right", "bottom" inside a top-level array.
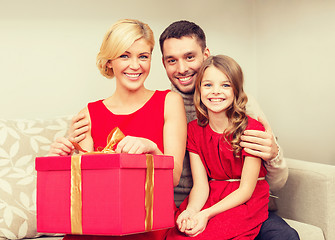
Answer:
[{"left": 35, "top": 154, "right": 174, "bottom": 171}]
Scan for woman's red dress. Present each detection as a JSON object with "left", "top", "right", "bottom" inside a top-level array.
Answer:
[{"left": 63, "top": 90, "right": 171, "bottom": 240}]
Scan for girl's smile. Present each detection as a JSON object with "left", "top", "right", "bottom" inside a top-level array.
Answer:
[
  {"left": 200, "top": 66, "right": 234, "bottom": 115},
  {"left": 208, "top": 97, "right": 224, "bottom": 102}
]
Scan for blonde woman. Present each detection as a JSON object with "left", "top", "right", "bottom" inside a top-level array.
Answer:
[{"left": 49, "top": 19, "right": 187, "bottom": 240}]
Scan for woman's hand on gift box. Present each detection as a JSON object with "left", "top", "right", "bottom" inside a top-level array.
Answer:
[
  {"left": 115, "top": 136, "right": 162, "bottom": 155},
  {"left": 48, "top": 137, "right": 75, "bottom": 156}
]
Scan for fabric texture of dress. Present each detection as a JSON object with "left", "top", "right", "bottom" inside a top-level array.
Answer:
[
  {"left": 167, "top": 116, "right": 269, "bottom": 240},
  {"left": 172, "top": 83, "right": 287, "bottom": 206},
  {"left": 63, "top": 90, "right": 170, "bottom": 240},
  {"left": 88, "top": 90, "right": 168, "bottom": 152}
]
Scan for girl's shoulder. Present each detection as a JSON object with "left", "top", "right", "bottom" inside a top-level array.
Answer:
[
  {"left": 246, "top": 116, "right": 265, "bottom": 132},
  {"left": 188, "top": 119, "right": 199, "bottom": 126},
  {"left": 187, "top": 119, "right": 203, "bottom": 132}
]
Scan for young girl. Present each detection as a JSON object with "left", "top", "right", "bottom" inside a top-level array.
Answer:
[
  {"left": 49, "top": 19, "right": 187, "bottom": 240},
  {"left": 166, "top": 55, "right": 269, "bottom": 239}
]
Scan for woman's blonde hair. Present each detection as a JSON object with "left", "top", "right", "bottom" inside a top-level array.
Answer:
[
  {"left": 194, "top": 55, "right": 248, "bottom": 157},
  {"left": 96, "top": 19, "right": 155, "bottom": 79}
]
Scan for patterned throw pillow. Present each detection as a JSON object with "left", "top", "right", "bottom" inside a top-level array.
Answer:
[{"left": 0, "top": 116, "right": 72, "bottom": 239}]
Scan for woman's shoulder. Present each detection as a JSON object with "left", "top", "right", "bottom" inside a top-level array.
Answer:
[
  {"left": 164, "top": 90, "right": 183, "bottom": 106},
  {"left": 246, "top": 116, "right": 265, "bottom": 131},
  {"left": 153, "top": 89, "right": 170, "bottom": 98},
  {"left": 80, "top": 99, "right": 104, "bottom": 114},
  {"left": 87, "top": 99, "right": 104, "bottom": 108}
]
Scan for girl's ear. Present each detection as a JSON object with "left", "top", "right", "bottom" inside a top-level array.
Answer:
[{"left": 106, "top": 60, "right": 112, "bottom": 69}]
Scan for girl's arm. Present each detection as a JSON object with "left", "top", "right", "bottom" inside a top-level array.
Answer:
[
  {"left": 177, "top": 151, "right": 209, "bottom": 232},
  {"left": 163, "top": 91, "right": 187, "bottom": 187},
  {"left": 185, "top": 155, "right": 262, "bottom": 237}
]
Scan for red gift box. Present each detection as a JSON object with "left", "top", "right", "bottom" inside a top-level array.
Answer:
[{"left": 35, "top": 153, "right": 174, "bottom": 236}]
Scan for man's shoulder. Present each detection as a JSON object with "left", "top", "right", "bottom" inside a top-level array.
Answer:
[{"left": 246, "top": 94, "right": 267, "bottom": 121}]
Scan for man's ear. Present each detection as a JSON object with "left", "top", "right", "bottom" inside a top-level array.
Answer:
[
  {"left": 203, "top": 47, "right": 210, "bottom": 60},
  {"left": 162, "top": 56, "right": 166, "bottom": 69}
]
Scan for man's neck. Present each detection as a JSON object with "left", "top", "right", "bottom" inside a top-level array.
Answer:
[
  {"left": 171, "top": 84, "right": 194, "bottom": 101},
  {"left": 171, "top": 84, "right": 197, "bottom": 123}
]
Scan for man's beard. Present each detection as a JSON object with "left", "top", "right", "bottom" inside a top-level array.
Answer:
[{"left": 172, "top": 83, "right": 195, "bottom": 95}]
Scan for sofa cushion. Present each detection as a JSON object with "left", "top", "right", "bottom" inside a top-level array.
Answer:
[
  {"left": 284, "top": 218, "right": 325, "bottom": 240},
  {"left": 0, "top": 116, "right": 71, "bottom": 239}
]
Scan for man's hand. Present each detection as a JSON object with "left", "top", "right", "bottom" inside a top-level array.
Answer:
[
  {"left": 240, "top": 116, "right": 279, "bottom": 162},
  {"left": 68, "top": 113, "right": 90, "bottom": 143}
]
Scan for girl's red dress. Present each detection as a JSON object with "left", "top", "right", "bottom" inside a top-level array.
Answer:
[
  {"left": 166, "top": 116, "right": 269, "bottom": 240},
  {"left": 63, "top": 90, "right": 171, "bottom": 240}
]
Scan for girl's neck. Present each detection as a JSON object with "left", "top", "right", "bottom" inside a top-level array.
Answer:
[{"left": 208, "top": 111, "right": 230, "bottom": 134}]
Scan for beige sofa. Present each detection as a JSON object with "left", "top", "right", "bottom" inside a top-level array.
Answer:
[{"left": 0, "top": 116, "right": 334, "bottom": 240}]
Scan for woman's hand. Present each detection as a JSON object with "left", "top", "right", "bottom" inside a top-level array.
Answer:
[
  {"left": 48, "top": 137, "right": 74, "bottom": 156},
  {"left": 115, "top": 136, "right": 161, "bottom": 155},
  {"left": 240, "top": 116, "right": 278, "bottom": 162}
]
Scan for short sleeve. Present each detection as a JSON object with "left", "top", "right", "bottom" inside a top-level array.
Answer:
[
  {"left": 242, "top": 116, "right": 265, "bottom": 159},
  {"left": 186, "top": 120, "right": 199, "bottom": 154}
]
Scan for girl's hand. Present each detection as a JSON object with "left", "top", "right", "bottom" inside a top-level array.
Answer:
[
  {"left": 240, "top": 116, "right": 278, "bottom": 162},
  {"left": 115, "top": 136, "right": 161, "bottom": 155},
  {"left": 48, "top": 137, "right": 74, "bottom": 156},
  {"left": 176, "top": 209, "right": 197, "bottom": 233},
  {"left": 184, "top": 210, "right": 209, "bottom": 237}
]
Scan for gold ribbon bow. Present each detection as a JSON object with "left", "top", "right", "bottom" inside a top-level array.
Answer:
[{"left": 70, "top": 127, "right": 155, "bottom": 234}]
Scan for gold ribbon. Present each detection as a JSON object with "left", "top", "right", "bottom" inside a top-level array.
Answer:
[
  {"left": 145, "top": 154, "right": 154, "bottom": 232},
  {"left": 70, "top": 154, "right": 83, "bottom": 234},
  {"left": 69, "top": 127, "right": 155, "bottom": 234},
  {"left": 69, "top": 127, "right": 124, "bottom": 234}
]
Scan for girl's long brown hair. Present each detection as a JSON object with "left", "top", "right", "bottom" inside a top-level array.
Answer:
[{"left": 194, "top": 55, "right": 248, "bottom": 157}]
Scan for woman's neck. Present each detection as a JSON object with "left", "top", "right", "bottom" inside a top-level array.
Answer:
[{"left": 104, "top": 85, "right": 153, "bottom": 114}]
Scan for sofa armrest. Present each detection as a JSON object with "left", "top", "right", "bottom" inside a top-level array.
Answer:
[{"left": 276, "top": 158, "right": 335, "bottom": 240}]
